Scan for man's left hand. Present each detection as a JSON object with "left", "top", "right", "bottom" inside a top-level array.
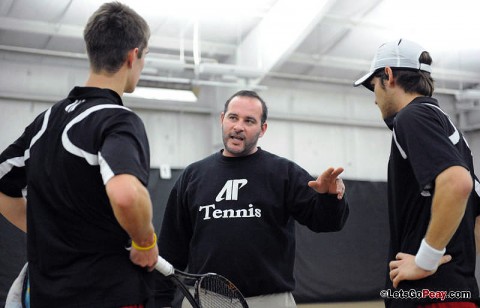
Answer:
[{"left": 389, "top": 252, "right": 452, "bottom": 288}]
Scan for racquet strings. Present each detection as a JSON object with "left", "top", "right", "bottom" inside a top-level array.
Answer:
[{"left": 196, "top": 275, "right": 246, "bottom": 308}]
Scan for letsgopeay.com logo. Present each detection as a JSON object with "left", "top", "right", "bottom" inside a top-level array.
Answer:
[
  {"left": 380, "top": 289, "right": 471, "bottom": 301},
  {"left": 199, "top": 179, "right": 262, "bottom": 220}
]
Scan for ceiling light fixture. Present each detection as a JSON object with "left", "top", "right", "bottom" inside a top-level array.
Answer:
[{"left": 126, "top": 86, "right": 197, "bottom": 103}]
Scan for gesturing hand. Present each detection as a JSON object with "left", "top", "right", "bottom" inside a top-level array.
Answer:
[{"left": 308, "top": 167, "right": 345, "bottom": 199}]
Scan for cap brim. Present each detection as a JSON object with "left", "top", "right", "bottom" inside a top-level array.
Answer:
[{"left": 353, "top": 71, "right": 374, "bottom": 88}]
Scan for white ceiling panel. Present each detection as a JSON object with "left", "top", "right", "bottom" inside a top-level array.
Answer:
[{"left": 0, "top": 0, "right": 479, "bottom": 98}]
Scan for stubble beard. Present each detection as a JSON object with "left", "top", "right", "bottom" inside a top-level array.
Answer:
[{"left": 222, "top": 131, "right": 260, "bottom": 157}]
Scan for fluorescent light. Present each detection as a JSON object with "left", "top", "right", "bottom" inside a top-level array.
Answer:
[{"left": 126, "top": 87, "right": 197, "bottom": 102}]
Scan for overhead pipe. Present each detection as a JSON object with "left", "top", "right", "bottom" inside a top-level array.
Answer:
[{"left": 0, "top": 44, "right": 462, "bottom": 95}]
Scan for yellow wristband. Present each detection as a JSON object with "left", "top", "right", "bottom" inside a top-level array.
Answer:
[{"left": 132, "top": 233, "right": 157, "bottom": 251}]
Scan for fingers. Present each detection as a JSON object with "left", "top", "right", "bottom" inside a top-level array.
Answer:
[
  {"left": 307, "top": 180, "right": 317, "bottom": 188},
  {"left": 389, "top": 260, "right": 403, "bottom": 288},
  {"left": 311, "top": 167, "right": 346, "bottom": 196},
  {"left": 319, "top": 166, "right": 345, "bottom": 188},
  {"left": 439, "top": 254, "right": 452, "bottom": 265},
  {"left": 336, "top": 178, "right": 345, "bottom": 199},
  {"left": 389, "top": 254, "right": 404, "bottom": 288},
  {"left": 320, "top": 167, "right": 344, "bottom": 180},
  {"left": 147, "top": 255, "right": 159, "bottom": 272},
  {"left": 389, "top": 260, "right": 398, "bottom": 271},
  {"left": 330, "top": 167, "right": 344, "bottom": 178},
  {"left": 319, "top": 167, "right": 335, "bottom": 180},
  {"left": 392, "top": 276, "right": 400, "bottom": 288},
  {"left": 130, "top": 245, "right": 159, "bottom": 270},
  {"left": 389, "top": 268, "right": 399, "bottom": 282},
  {"left": 146, "top": 249, "right": 159, "bottom": 271}
]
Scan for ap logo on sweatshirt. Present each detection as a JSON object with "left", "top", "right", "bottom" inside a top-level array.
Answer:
[{"left": 215, "top": 179, "right": 247, "bottom": 202}]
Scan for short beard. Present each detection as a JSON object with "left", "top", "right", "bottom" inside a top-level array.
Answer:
[{"left": 222, "top": 130, "right": 260, "bottom": 157}]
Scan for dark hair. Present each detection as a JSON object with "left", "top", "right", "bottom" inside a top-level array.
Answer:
[
  {"left": 374, "top": 51, "right": 434, "bottom": 97},
  {"left": 83, "top": 1, "right": 150, "bottom": 73},
  {"left": 224, "top": 90, "right": 268, "bottom": 124}
]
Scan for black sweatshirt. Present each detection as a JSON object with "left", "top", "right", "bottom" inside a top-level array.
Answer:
[{"left": 157, "top": 148, "right": 349, "bottom": 304}]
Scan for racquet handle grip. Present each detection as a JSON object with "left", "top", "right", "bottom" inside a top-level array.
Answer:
[{"left": 155, "top": 255, "right": 174, "bottom": 276}]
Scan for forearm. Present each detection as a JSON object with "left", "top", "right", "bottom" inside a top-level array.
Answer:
[
  {"left": 317, "top": 193, "right": 349, "bottom": 231},
  {"left": 106, "top": 174, "right": 155, "bottom": 246},
  {"left": 0, "top": 192, "right": 27, "bottom": 232},
  {"left": 297, "top": 193, "right": 349, "bottom": 232},
  {"left": 117, "top": 184, "right": 155, "bottom": 246},
  {"left": 389, "top": 169, "right": 472, "bottom": 284},
  {"left": 424, "top": 166, "right": 472, "bottom": 250}
]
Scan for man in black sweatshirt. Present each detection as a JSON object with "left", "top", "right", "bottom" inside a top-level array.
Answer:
[{"left": 157, "top": 90, "right": 349, "bottom": 308}]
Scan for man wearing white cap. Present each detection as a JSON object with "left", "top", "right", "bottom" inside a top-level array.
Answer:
[{"left": 354, "top": 38, "right": 480, "bottom": 307}]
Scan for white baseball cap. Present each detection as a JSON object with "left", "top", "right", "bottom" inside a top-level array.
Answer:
[{"left": 353, "top": 38, "right": 432, "bottom": 90}]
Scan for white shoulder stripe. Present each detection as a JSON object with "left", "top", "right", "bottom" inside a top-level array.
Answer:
[
  {"left": 423, "top": 103, "right": 460, "bottom": 145},
  {"left": 62, "top": 104, "right": 131, "bottom": 166},
  {"left": 1, "top": 108, "right": 51, "bottom": 181},
  {"left": 449, "top": 129, "right": 460, "bottom": 145},
  {"left": 0, "top": 157, "right": 25, "bottom": 180},
  {"left": 24, "top": 107, "right": 52, "bottom": 160},
  {"left": 392, "top": 128, "right": 407, "bottom": 159},
  {"left": 98, "top": 152, "right": 114, "bottom": 184}
]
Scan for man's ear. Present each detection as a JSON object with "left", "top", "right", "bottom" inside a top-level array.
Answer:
[
  {"left": 384, "top": 66, "right": 394, "bottom": 86},
  {"left": 126, "top": 48, "right": 139, "bottom": 68},
  {"left": 259, "top": 122, "right": 268, "bottom": 138}
]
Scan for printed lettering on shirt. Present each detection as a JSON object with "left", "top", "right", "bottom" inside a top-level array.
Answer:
[
  {"left": 199, "top": 204, "right": 261, "bottom": 220},
  {"left": 199, "top": 179, "right": 262, "bottom": 220}
]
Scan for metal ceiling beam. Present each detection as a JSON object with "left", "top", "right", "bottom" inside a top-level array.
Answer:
[
  {"left": 0, "top": 44, "right": 469, "bottom": 95},
  {"left": 265, "top": 70, "right": 460, "bottom": 96},
  {"left": 0, "top": 16, "right": 81, "bottom": 37},
  {"left": 234, "top": 0, "right": 337, "bottom": 84},
  {"left": 0, "top": 17, "right": 235, "bottom": 57},
  {"left": 3, "top": 15, "right": 479, "bottom": 87},
  {"left": 288, "top": 52, "right": 480, "bottom": 85}
]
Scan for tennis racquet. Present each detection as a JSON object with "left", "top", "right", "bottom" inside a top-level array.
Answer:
[{"left": 155, "top": 255, "right": 249, "bottom": 308}]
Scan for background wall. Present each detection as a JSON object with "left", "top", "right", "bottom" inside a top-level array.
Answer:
[{"left": 4, "top": 54, "right": 477, "bottom": 179}]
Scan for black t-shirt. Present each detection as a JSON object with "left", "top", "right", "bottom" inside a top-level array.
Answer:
[
  {"left": 384, "top": 97, "right": 480, "bottom": 307},
  {"left": 0, "top": 87, "right": 153, "bottom": 307}
]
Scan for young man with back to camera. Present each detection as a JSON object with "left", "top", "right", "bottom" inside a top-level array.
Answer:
[
  {"left": 156, "top": 90, "right": 349, "bottom": 308},
  {"left": 354, "top": 38, "right": 480, "bottom": 308},
  {"left": 0, "top": 2, "right": 159, "bottom": 307}
]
